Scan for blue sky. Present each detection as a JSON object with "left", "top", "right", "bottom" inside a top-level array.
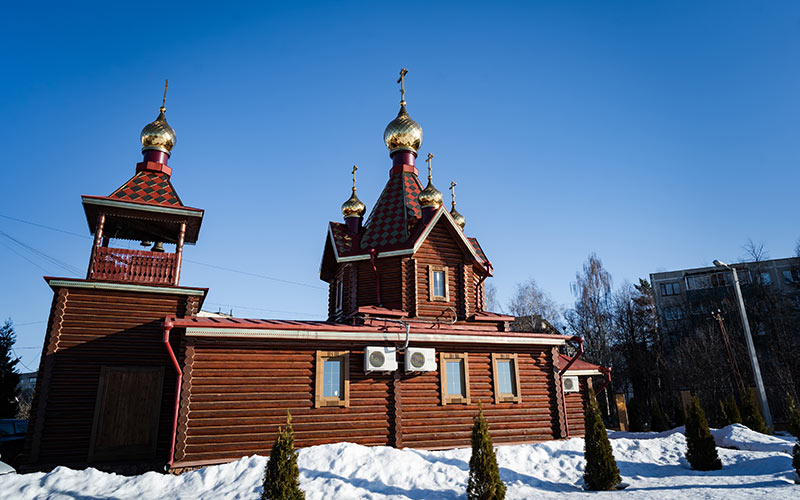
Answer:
[{"left": 2, "top": 1, "right": 800, "bottom": 371}]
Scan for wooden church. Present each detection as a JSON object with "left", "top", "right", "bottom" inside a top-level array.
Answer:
[{"left": 22, "top": 74, "right": 608, "bottom": 473}]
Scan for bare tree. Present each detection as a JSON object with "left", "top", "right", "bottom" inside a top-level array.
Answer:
[
  {"left": 507, "top": 278, "right": 564, "bottom": 332},
  {"left": 565, "top": 254, "right": 614, "bottom": 367},
  {"left": 485, "top": 282, "right": 499, "bottom": 313}
]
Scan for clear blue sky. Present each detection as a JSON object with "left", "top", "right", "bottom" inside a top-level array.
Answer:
[{"left": 2, "top": 1, "right": 800, "bottom": 371}]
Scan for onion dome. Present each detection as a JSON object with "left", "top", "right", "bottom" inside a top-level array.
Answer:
[
  {"left": 449, "top": 181, "right": 465, "bottom": 229},
  {"left": 342, "top": 165, "right": 366, "bottom": 218},
  {"left": 342, "top": 191, "right": 366, "bottom": 218},
  {"left": 383, "top": 104, "right": 423, "bottom": 153},
  {"left": 419, "top": 179, "right": 443, "bottom": 208},
  {"left": 141, "top": 106, "right": 176, "bottom": 155}
]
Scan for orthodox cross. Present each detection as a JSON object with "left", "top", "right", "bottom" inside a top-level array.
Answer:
[
  {"left": 161, "top": 79, "right": 169, "bottom": 113},
  {"left": 397, "top": 68, "right": 409, "bottom": 105},
  {"left": 450, "top": 181, "right": 457, "bottom": 206},
  {"left": 351, "top": 165, "right": 358, "bottom": 193},
  {"left": 425, "top": 152, "right": 434, "bottom": 181}
]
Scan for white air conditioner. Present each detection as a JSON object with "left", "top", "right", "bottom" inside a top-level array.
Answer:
[
  {"left": 404, "top": 347, "right": 437, "bottom": 372},
  {"left": 364, "top": 346, "right": 398, "bottom": 372},
  {"left": 563, "top": 375, "right": 579, "bottom": 393}
]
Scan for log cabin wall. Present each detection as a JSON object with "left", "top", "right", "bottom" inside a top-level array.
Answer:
[
  {"left": 22, "top": 284, "right": 200, "bottom": 471},
  {"left": 175, "top": 338, "right": 561, "bottom": 466},
  {"left": 355, "top": 256, "right": 404, "bottom": 309},
  {"left": 414, "top": 221, "right": 472, "bottom": 320},
  {"left": 564, "top": 377, "right": 590, "bottom": 436}
]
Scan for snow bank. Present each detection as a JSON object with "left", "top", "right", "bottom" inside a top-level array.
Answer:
[{"left": 0, "top": 425, "right": 797, "bottom": 499}]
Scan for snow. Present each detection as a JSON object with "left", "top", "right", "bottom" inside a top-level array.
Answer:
[{"left": 1, "top": 425, "right": 797, "bottom": 499}]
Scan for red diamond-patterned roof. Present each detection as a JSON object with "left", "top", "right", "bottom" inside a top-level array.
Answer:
[
  {"left": 109, "top": 170, "right": 183, "bottom": 207},
  {"left": 329, "top": 222, "right": 354, "bottom": 255},
  {"left": 468, "top": 237, "right": 487, "bottom": 263},
  {"left": 360, "top": 172, "right": 423, "bottom": 249}
]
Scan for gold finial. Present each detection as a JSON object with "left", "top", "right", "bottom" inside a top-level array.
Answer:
[
  {"left": 397, "top": 68, "right": 408, "bottom": 105},
  {"left": 342, "top": 164, "right": 366, "bottom": 218},
  {"left": 425, "top": 152, "right": 434, "bottom": 181},
  {"left": 161, "top": 79, "right": 168, "bottom": 113},
  {"left": 449, "top": 180, "right": 466, "bottom": 229}
]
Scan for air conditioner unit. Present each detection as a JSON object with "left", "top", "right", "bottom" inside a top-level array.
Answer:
[
  {"left": 562, "top": 375, "right": 579, "bottom": 393},
  {"left": 364, "top": 346, "right": 398, "bottom": 372},
  {"left": 404, "top": 347, "right": 437, "bottom": 372}
]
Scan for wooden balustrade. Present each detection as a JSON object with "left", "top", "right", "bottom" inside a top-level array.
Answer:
[{"left": 91, "top": 246, "right": 177, "bottom": 285}]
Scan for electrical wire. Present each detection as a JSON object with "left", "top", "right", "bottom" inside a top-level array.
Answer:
[{"left": 203, "top": 301, "right": 326, "bottom": 318}]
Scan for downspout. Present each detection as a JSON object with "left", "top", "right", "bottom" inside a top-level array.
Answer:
[
  {"left": 594, "top": 366, "right": 612, "bottom": 396},
  {"left": 162, "top": 319, "right": 181, "bottom": 469},
  {"left": 475, "top": 260, "right": 492, "bottom": 310},
  {"left": 381, "top": 318, "right": 411, "bottom": 352},
  {"left": 558, "top": 336, "right": 585, "bottom": 439},
  {"left": 369, "top": 248, "right": 382, "bottom": 306}
]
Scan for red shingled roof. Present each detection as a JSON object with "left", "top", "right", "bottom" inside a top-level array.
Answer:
[
  {"left": 109, "top": 170, "right": 183, "bottom": 207},
  {"left": 360, "top": 172, "right": 423, "bottom": 249},
  {"left": 558, "top": 353, "right": 604, "bottom": 373}
]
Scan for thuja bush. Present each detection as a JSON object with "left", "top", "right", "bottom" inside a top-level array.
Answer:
[
  {"left": 685, "top": 396, "right": 722, "bottom": 471},
  {"left": 741, "top": 390, "right": 768, "bottom": 435},
  {"left": 720, "top": 394, "right": 742, "bottom": 426},
  {"left": 785, "top": 393, "right": 800, "bottom": 439},
  {"left": 584, "top": 389, "right": 621, "bottom": 490},
  {"left": 467, "top": 408, "right": 506, "bottom": 500},
  {"left": 262, "top": 412, "right": 305, "bottom": 500},
  {"left": 650, "top": 398, "right": 669, "bottom": 432},
  {"left": 673, "top": 395, "right": 686, "bottom": 427}
]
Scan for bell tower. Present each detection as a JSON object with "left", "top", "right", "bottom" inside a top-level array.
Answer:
[{"left": 80, "top": 82, "right": 204, "bottom": 286}]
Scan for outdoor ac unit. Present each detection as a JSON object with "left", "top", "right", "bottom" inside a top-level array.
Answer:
[
  {"left": 563, "top": 375, "right": 579, "bottom": 393},
  {"left": 404, "top": 347, "right": 437, "bottom": 372},
  {"left": 364, "top": 346, "right": 398, "bottom": 372}
]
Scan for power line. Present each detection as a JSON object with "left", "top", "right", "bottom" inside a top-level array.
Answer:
[
  {"left": 0, "top": 230, "right": 82, "bottom": 275},
  {"left": 0, "top": 239, "right": 52, "bottom": 273},
  {"left": 0, "top": 213, "right": 88, "bottom": 239}
]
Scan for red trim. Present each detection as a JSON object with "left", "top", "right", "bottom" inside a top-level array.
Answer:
[
  {"left": 136, "top": 161, "right": 172, "bottom": 176},
  {"left": 369, "top": 248, "right": 382, "bottom": 305},
  {"left": 80, "top": 194, "right": 205, "bottom": 213},
  {"left": 559, "top": 336, "right": 584, "bottom": 439},
  {"left": 162, "top": 319, "right": 180, "bottom": 468},
  {"left": 559, "top": 337, "right": 585, "bottom": 376},
  {"left": 595, "top": 366, "right": 613, "bottom": 396},
  {"left": 353, "top": 305, "right": 408, "bottom": 318},
  {"left": 389, "top": 164, "right": 419, "bottom": 176},
  {"left": 470, "top": 311, "right": 514, "bottom": 322}
]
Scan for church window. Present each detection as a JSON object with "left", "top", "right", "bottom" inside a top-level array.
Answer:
[
  {"left": 439, "top": 352, "right": 470, "bottom": 405},
  {"left": 492, "top": 353, "right": 521, "bottom": 403},
  {"left": 315, "top": 351, "right": 350, "bottom": 408},
  {"left": 429, "top": 265, "right": 449, "bottom": 301},
  {"left": 335, "top": 279, "right": 344, "bottom": 314}
]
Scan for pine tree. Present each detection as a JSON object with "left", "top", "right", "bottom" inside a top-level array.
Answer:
[
  {"left": 0, "top": 320, "right": 20, "bottom": 418},
  {"left": 785, "top": 393, "right": 800, "bottom": 439},
  {"left": 583, "top": 389, "right": 621, "bottom": 490},
  {"left": 627, "top": 397, "right": 644, "bottom": 432},
  {"left": 650, "top": 398, "right": 669, "bottom": 432},
  {"left": 740, "top": 390, "right": 768, "bottom": 434},
  {"left": 673, "top": 395, "right": 686, "bottom": 427},
  {"left": 684, "top": 396, "right": 722, "bottom": 471},
  {"left": 793, "top": 442, "right": 800, "bottom": 480},
  {"left": 467, "top": 409, "right": 506, "bottom": 500},
  {"left": 720, "top": 394, "right": 742, "bottom": 426},
  {"left": 262, "top": 412, "right": 304, "bottom": 500}
]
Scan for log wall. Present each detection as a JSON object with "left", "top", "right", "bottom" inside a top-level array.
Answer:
[
  {"left": 564, "top": 377, "right": 590, "bottom": 437},
  {"left": 414, "top": 221, "right": 473, "bottom": 320},
  {"left": 176, "top": 339, "right": 561, "bottom": 466},
  {"left": 23, "top": 286, "right": 197, "bottom": 470}
]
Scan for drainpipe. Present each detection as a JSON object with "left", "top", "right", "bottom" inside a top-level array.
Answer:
[
  {"left": 162, "top": 319, "right": 181, "bottom": 469},
  {"left": 595, "top": 366, "right": 612, "bottom": 396},
  {"left": 380, "top": 318, "right": 411, "bottom": 352},
  {"left": 369, "top": 248, "right": 382, "bottom": 306},
  {"left": 475, "top": 261, "right": 492, "bottom": 310},
  {"left": 559, "top": 336, "right": 584, "bottom": 439}
]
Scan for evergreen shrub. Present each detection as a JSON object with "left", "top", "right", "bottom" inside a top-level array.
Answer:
[
  {"left": 673, "top": 395, "right": 686, "bottom": 427},
  {"left": 741, "top": 390, "right": 768, "bottom": 434},
  {"left": 627, "top": 397, "right": 643, "bottom": 432},
  {"left": 720, "top": 394, "right": 742, "bottom": 426},
  {"left": 793, "top": 442, "right": 800, "bottom": 480},
  {"left": 467, "top": 408, "right": 506, "bottom": 500},
  {"left": 684, "top": 396, "right": 722, "bottom": 471},
  {"left": 262, "top": 412, "right": 305, "bottom": 500},
  {"left": 650, "top": 398, "right": 669, "bottom": 432},
  {"left": 583, "top": 389, "right": 621, "bottom": 490},
  {"left": 785, "top": 393, "right": 800, "bottom": 439}
]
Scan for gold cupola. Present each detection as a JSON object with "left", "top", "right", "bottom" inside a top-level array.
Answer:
[
  {"left": 449, "top": 181, "right": 466, "bottom": 229},
  {"left": 419, "top": 153, "right": 443, "bottom": 208},
  {"left": 341, "top": 165, "right": 366, "bottom": 218},
  {"left": 383, "top": 68, "right": 423, "bottom": 154},
  {"left": 141, "top": 81, "right": 176, "bottom": 155}
]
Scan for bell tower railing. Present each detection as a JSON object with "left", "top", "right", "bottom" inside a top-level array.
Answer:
[{"left": 90, "top": 246, "right": 177, "bottom": 285}]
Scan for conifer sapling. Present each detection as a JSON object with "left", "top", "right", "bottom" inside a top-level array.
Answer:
[
  {"left": 673, "top": 395, "right": 686, "bottom": 427},
  {"left": 583, "top": 388, "right": 621, "bottom": 490},
  {"left": 741, "top": 389, "right": 768, "bottom": 434},
  {"left": 785, "top": 393, "right": 800, "bottom": 439},
  {"left": 467, "top": 408, "right": 506, "bottom": 500},
  {"left": 650, "top": 398, "right": 669, "bottom": 432},
  {"left": 262, "top": 412, "right": 305, "bottom": 500},
  {"left": 793, "top": 441, "right": 800, "bottom": 481},
  {"left": 720, "top": 394, "right": 742, "bottom": 426},
  {"left": 684, "top": 396, "right": 722, "bottom": 471}
]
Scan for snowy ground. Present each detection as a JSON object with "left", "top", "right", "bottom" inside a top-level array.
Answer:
[{"left": 1, "top": 424, "right": 797, "bottom": 499}]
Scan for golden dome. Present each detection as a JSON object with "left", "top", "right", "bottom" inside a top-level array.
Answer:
[
  {"left": 419, "top": 179, "right": 443, "bottom": 208},
  {"left": 342, "top": 191, "right": 366, "bottom": 218},
  {"left": 140, "top": 107, "right": 176, "bottom": 155},
  {"left": 384, "top": 104, "right": 423, "bottom": 153},
  {"left": 450, "top": 206, "right": 466, "bottom": 229}
]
